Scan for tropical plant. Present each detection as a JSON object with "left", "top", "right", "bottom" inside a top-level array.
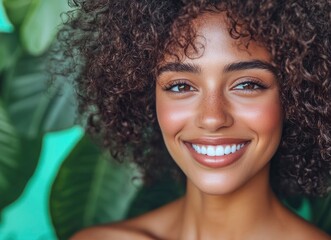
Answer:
[
  {"left": 0, "top": 1, "right": 330, "bottom": 239},
  {"left": 0, "top": 0, "right": 76, "bottom": 212},
  {"left": 0, "top": 1, "right": 182, "bottom": 239}
]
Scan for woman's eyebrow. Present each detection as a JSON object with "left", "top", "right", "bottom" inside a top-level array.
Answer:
[
  {"left": 157, "top": 62, "right": 201, "bottom": 76},
  {"left": 224, "top": 60, "right": 277, "bottom": 76},
  {"left": 157, "top": 60, "right": 277, "bottom": 76}
]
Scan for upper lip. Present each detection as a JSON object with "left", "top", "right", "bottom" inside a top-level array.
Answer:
[{"left": 185, "top": 138, "right": 250, "bottom": 146}]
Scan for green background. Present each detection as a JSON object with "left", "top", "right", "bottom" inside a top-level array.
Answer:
[
  {"left": 0, "top": 127, "right": 82, "bottom": 240},
  {"left": 0, "top": 3, "right": 82, "bottom": 240}
]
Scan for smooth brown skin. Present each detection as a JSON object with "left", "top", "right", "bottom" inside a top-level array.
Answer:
[{"left": 71, "top": 13, "right": 331, "bottom": 240}]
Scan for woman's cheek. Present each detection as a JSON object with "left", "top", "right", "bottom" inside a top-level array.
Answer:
[
  {"left": 156, "top": 98, "right": 195, "bottom": 137},
  {"left": 235, "top": 99, "right": 283, "bottom": 135}
]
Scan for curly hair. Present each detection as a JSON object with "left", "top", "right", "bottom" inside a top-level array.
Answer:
[{"left": 59, "top": 0, "right": 331, "bottom": 196}]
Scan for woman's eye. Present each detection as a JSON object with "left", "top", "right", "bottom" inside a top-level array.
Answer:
[
  {"left": 233, "top": 81, "right": 265, "bottom": 90},
  {"left": 168, "top": 83, "right": 194, "bottom": 92}
]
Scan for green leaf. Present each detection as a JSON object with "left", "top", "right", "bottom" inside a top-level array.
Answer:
[
  {"left": 20, "top": 0, "right": 72, "bottom": 55},
  {"left": 50, "top": 136, "right": 141, "bottom": 239},
  {"left": 308, "top": 193, "right": 331, "bottom": 234},
  {"left": 127, "top": 178, "right": 185, "bottom": 218},
  {"left": 0, "top": 100, "right": 42, "bottom": 211},
  {"left": 281, "top": 195, "right": 310, "bottom": 221},
  {"left": 0, "top": 32, "right": 20, "bottom": 72},
  {"left": 2, "top": 53, "right": 78, "bottom": 138},
  {"left": 3, "top": 0, "right": 33, "bottom": 27}
]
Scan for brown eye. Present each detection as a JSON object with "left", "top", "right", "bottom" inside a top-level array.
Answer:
[
  {"left": 169, "top": 83, "right": 194, "bottom": 92},
  {"left": 241, "top": 82, "right": 258, "bottom": 90},
  {"left": 233, "top": 81, "right": 266, "bottom": 91}
]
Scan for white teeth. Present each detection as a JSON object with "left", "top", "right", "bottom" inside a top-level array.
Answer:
[
  {"left": 224, "top": 145, "right": 231, "bottom": 155},
  {"left": 207, "top": 146, "right": 215, "bottom": 156},
  {"left": 231, "top": 144, "right": 236, "bottom": 153},
  {"left": 201, "top": 146, "right": 207, "bottom": 154},
  {"left": 192, "top": 143, "right": 245, "bottom": 156},
  {"left": 216, "top": 146, "right": 224, "bottom": 155}
]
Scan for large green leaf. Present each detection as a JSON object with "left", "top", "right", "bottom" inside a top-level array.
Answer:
[
  {"left": 127, "top": 179, "right": 185, "bottom": 219},
  {"left": 2, "top": 52, "right": 78, "bottom": 138},
  {"left": 20, "top": 0, "right": 72, "bottom": 55},
  {"left": 309, "top": 194, "right": 331, "bottom": 234},
  {"left": 50, "top": 136, "right": 141, "bottom": 239},
  {"left": 0, "top": 32, "right": 20, "bottom": 73},
  {"left": 3, "top": 0, "right": 33, "bottom": 27},
  {"left": 0, "top": 100, "right": 42, "bottom": 212}
]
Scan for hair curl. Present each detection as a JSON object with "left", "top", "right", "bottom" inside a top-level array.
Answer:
[{"left": 58, "top": 0, "right": 331, "bottom": 196}]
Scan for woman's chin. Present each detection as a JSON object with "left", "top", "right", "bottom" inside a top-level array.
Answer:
[{"left": 187, "top": 176, "right": 244, "bottom": 196}]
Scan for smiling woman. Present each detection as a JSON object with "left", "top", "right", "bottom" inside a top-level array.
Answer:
[
  {"left": 59, "top": 0, "right": 331, "bottom": 239},
  {"left": 156, "top": 13, "right": 283, "bottom": 197}
]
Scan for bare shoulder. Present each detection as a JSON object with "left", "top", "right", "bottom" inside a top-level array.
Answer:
[
  {"left": 70, "top": 198, "right": 184, "bottom": 240},
  {"left": 292, "top": 222, "right": 331, "bottom": 240},
  {"left": 295, "top": 220, "right": 331, "bottom": 240},
  {"left": 70, "top": 224, "right": 153, "bottom": 240},
  {"left": 278, "top": 209, "right": 331, "bottom": 240}
]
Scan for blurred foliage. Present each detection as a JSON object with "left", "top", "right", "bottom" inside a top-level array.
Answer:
[
  {"left": 50, "top": 136, "right": 141, "bottom": 239},
  {"left": 0, "top": 0, "right": 77, "bottom": 212},
  {"left": 0, "top": 0, "right": 183, "bottom": 239},
  {"left": 0, "top": 0, "right": 330, "bottom": 239}
]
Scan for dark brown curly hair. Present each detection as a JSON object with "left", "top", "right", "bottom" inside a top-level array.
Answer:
[{"left": 59, "top": 0, "right": 331, "bottom": 197}]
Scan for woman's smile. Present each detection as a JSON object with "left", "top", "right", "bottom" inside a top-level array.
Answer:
[
  {"left": 184, "top": 138, "right": 250, "bottom": 168},
  {"left": 156, "top": 13, "right": 283, "bottom": 195},
  {"left": 191, "top": 142, "right": 246, "bottom": 157}
]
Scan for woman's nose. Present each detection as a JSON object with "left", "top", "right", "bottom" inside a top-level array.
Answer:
[{"left": 196, "top": 93, "right": 234, "bottom": 132}]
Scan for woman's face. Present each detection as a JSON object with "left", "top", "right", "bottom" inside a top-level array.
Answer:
[{"left": 156, "top": 13, "right": 283, "bottom": 195}]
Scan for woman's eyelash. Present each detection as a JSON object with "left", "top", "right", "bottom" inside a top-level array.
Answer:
[
  {"left": 161, "top": 78, "right": 268, "bottom": 92},
  {"left": 163, "top": 80, "right": 194, "bottom": 92},
  {"left": 233, "top": 79, "right": 268, "bottom": 90}
]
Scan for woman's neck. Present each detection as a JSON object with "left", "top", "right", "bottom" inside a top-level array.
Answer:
[{"left": 177, "top": 167, "right": 281, "bottom": 240}]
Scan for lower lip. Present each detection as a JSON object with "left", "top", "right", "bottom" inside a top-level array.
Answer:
[{"left": 185, "top": 142, "right": 249, "bottom": 168}]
